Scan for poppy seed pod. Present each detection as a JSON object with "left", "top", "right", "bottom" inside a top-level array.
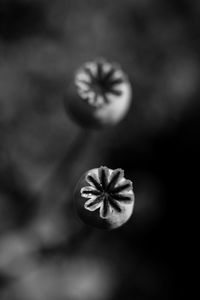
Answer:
[
  {"left": 65, "top": 59, "right": 132, "bottom": 127},
  {"left": 74, "top": 166, "right": 135, "bottom": 230}
]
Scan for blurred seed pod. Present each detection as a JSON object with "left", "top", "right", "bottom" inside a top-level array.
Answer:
[
  {"left": 74, "top": 166, "right": 135, "bottom": 230},
  {"left": 65, "top": 58, "right": 132, "bottom": 127}
]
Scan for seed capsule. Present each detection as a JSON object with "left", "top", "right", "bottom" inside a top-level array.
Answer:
[
  {"left": 65, "top": 59, "right": 132, "bottom": 127},
  {"left": 74, "top": 166, "right": 135, "bottom": 230}
]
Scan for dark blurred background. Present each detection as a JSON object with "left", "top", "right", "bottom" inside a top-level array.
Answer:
[{"left": 0, "top": 0, "right": 199, "bottom": 299}]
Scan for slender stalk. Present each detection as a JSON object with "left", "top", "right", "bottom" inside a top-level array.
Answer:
[
  {"left": 30, "top": 128, "right": 92, "bottom": 247},
  {"left": 42, "top": 129, "right": 91, "bottom": 208}
]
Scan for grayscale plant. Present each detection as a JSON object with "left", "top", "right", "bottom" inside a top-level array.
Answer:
[
  {"left": 75, "top": 59, "right": 127, "bottom": 108},
  {"left": 74, "top": 166, "right": 134, "bottom": 229},
  {"left": 81, "top": 166, "right": 133, "bottom": 219},
  {"left": 65, "top": 58, "right": 132, "bottom": 127}
]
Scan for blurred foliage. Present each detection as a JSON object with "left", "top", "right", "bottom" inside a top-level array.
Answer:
[{"left": 0, "top": 0, "right": 199, "bottom": 299}]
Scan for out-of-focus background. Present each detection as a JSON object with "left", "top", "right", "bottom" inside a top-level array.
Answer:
[{"left": 0, "top": 0, "right": 199, "bottom": 299}]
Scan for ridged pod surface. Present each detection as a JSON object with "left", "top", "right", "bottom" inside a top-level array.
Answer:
[
  {"left": 65, "top": 59, "right": 132, "bottom": 127},
  {"left": 74, "top": 166, "right": 135, "bottom": 229}
]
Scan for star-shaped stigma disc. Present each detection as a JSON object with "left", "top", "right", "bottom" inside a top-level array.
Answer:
[
  {"left": 75, "top": 59, "right": 127, "bottom": 108},
  {"left": 81, "top": 166, "right": 134, "bottom": 219}
]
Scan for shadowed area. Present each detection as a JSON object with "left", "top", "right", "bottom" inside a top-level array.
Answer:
[
  {"left": 0, "top": 0, "right": 48, "bottom": 42},
  {"left": 0, "top": 0, "right": 198, "bottom": 299}
]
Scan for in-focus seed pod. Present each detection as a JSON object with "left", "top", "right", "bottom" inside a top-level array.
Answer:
[
  {"left": 65, "top": 58, "right": 132, "bottom": 127},
  {"left": 74, "top": 166, "right": 135, "bottom": 230}
]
